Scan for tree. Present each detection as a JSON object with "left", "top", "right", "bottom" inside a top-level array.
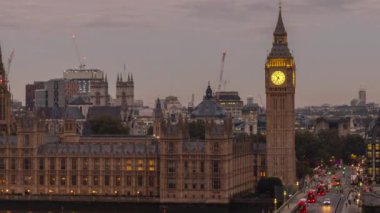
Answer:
[
  {"left": 89, "top": 116, "right": 129, "bottom": 135},
  {"left": 256, "top": 177, "right": 283, "bottom": 197},
  {"left": 341, "top": 135, "right": 366, "bottom": 164}
]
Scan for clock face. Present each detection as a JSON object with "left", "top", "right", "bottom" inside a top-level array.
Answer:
[{"left": 271, "top": 71, "right": 286, "bottom": 86}]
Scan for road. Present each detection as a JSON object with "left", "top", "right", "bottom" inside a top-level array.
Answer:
[
  {"left": 306, "top": 190, "right": 343, "bottom": 213},
  {"left": 305, "top": 166, "right": 351, "bottom": 213}
]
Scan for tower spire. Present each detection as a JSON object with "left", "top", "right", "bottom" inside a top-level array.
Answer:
[
  {"left": 274, "top": 2, "right": 286, "bottom": 36},
  {"left": 269, "top": 3, "right": 291, "bottom": 57},
  {"left": 0, "top": 45, "right": 6, "bottom": 86}
]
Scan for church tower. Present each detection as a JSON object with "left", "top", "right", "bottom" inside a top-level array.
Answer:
[
  {"left": 116, "top": 72, "right": 134, "bottom": 108},
  {"left": 0, "top": 46, "right": 12, "bottom": 136},
  {"left": 265, "top": 5, "right": 296, "bottom": 186},
  {"left": 90, "top": 74, "right": 110, "bottom": 106}
]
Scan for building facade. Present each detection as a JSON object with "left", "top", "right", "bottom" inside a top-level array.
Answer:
[
  {"left": 63, "top": 69, "right": 104, "bottom": 94},
  {"left": 366, "top": 113, "right": 380, "bottom": 183},
  {"left": 156, "top": 85, "right": 254, "bottom": 203},
  {"left": 90, "top": 77, "right": 110, "bottom": 106},
  {"left": 0, "top": 47, "right": 11, "bottom": 136},
  {"left": 25, "top": 82, "right": 45, "bottom": 111},
  {"left": 0, "top": 85, "right": 256, "bottom": 204},
  {"left": 0, "top": 117, "right": 159, "bottom": 197},
  {"left": 265, "top": 7, "right": 296, "bottom": 186},
  {"left": 116, "top": 73, "right": 134, "bottom": 108},
  {"left": 215, "top": 91, "right": 243, "bottom": 119},
  {"left": 45, "top": 79, "right": 79, "bottom": 108}
]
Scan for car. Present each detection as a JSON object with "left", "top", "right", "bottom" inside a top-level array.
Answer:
[{"left": 323, "top": 198, "right": 331, "bottom": 205}]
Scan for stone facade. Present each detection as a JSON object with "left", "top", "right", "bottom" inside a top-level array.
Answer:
[
  {"left": 116, "top": 73, "right": 134, "bottom": 108},
  {"left": 90, "top": 77, "right": 110, "bottom": 106},
  {"left": 0, "top": 118, "right": 159, "bottom": 197},
  {"left": 0, "top": 85, "right": 257, "bottom": 204},
  {"left": 156, "top": 85, "right": 255, "bottom": 203},
  {"left": 265, "top": 8, "right": 296, "bottom": 186}
]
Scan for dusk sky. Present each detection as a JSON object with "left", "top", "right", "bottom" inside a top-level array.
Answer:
[{"left": 1, "top": 0, "right": 380, "bottom": 107}]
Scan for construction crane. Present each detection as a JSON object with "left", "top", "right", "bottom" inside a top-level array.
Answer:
[
  {"left": 6, "top": 49, "right": 15, "bottom": 81},
  {"left": 217, "top": 51, "right": 227, "bottom": 92},
  {"left": 71, "top": 34, "right": 86, "bottom": 69}
]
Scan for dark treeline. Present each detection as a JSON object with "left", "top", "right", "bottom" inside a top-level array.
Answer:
[{"left": 295, "top": 129, "right": 366, "bottom": 178}]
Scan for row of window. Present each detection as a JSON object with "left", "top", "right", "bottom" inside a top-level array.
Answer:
[
  {"left": 367, "top": 151, "right": 380, "bottom": 158},
  {"left": 367, "top": 144, "right": 380, "bottom": 151},
  {"left": 167, "top": 160, "right": 219, "bottom": 176},
  {"left": 0, "top": 174, "right": 156, "bottom": 188},
  {"left": 0, "top": 158, "right": 156, "bottom": 172},
  {"left": 167, "top": 179, "right": 220, "bottom": 190}
]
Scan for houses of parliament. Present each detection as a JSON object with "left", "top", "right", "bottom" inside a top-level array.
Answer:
[{"left": 0, "top": 7, "right": 296, "bottom": 204}]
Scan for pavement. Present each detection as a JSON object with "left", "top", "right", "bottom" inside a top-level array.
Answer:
[
  {"left": 276, "top": 191, "right": 306, "bottom": 213},
  {"left": 341, "top": 191, "right": 360, "bottom": 213}
]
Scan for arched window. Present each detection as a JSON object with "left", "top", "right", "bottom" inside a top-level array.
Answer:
[
  {"left": 95, "top": 92, "right": 101, "bottom": 105},
  {"left": 121, "top": 92, "right": 126, "bottom": 105}
]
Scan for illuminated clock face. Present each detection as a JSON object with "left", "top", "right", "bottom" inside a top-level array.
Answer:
[{"left": 271, "top": 71, "right": 286, "bottom": 86}]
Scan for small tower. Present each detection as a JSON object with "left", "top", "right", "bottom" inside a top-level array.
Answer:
[
  {"left": 90, "top": 74, "right": 110, "bottom": 106},
  {"left": 0, "top": 46, "right": 12, "bottom": 136},
  {"left": 116, "top": 71, "right": 134, "bottom": 108},
  {"left": 153, "top": 98, "right": 163, "bottom": 138}
]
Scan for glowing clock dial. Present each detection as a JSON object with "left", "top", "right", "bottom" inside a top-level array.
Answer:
[{"left": 271, "top": 71, "right": 286, "bottom": 86}]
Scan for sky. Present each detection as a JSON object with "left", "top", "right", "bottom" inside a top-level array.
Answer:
[{"left": 1, "top": 0, "right": 380, "bottom": 107}]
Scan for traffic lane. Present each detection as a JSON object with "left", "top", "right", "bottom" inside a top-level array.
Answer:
[{"left": 306, "top": 192, "right": 341, "bottom": 213}]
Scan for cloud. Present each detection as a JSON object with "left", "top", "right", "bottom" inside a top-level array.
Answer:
[{"left": 0, "top": 0, "right": 378, "bottom": 32}]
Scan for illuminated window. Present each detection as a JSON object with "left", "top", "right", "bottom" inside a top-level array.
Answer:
[
  {"left": 376, "top": 152, "right": 380, "bottom": 158},
  {"left": 60, "top": 176, "right": 66, "bottom": 186},
  {"left": 368, "top": 144, "right": 373, "bottom": 150},
  {"left": 368, "top": 168, "right": 373, "bottom": 175},
  {"left": 82, "top": 176, "right": 88, "bottom": 186},
  {"left": 376, "top": 144, "right": 380, "bottom": 150},
  {"left": 148, "top": 160, "right": 155, "bottom": 171},
  {"left": 126, "top": 160, "right": 133, "bottom": 171},
  {"left": 368, "top": 152, "right": 372, "bottom": 158},
  {"left": 137, "top": 160, "right": 144, "bottom": 171},
  {"left": 49, "top": 175, "right": 56, "bottom": 186},
  {"left": 0, "top": 174, "right": 5, "bottom": 185},
  {"left": 115, "top": 176, "right": 121, "bottom": 186}
]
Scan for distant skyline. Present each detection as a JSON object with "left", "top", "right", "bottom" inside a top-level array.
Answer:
[{"left": 1, "top": 0, "right": 380, "bottom": 107}]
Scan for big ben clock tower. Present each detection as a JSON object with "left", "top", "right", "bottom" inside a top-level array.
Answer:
[{"left": 265, "top": 5, "right": 296, "bottom": 186}]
